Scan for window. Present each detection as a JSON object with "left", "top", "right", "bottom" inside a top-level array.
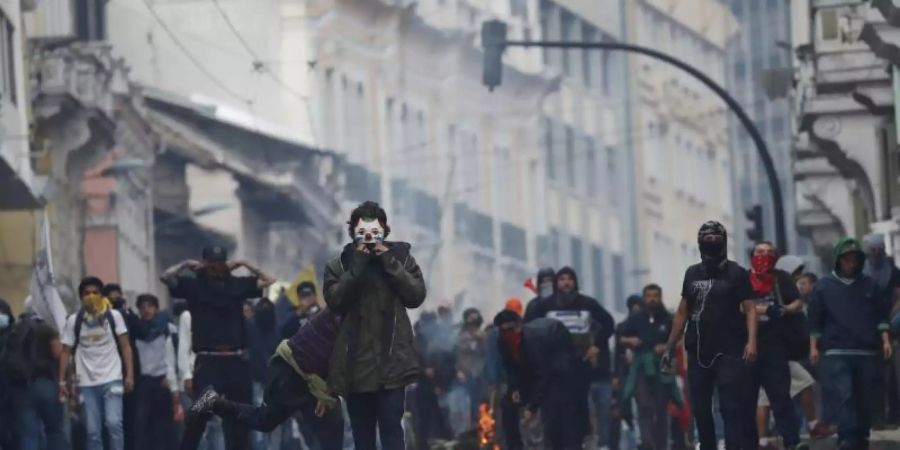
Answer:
[
  {"left": 76, "top": 0, "right": 106, "bottom": 41},
  {"left": 733, "top": 60, "right": 745, "bottom": 79},
  {"left": 819, "top": 9, "right": 839, "bottom": 41},
  {"left": 511, "top": 0, "right": 527, "bottom": 19},
  {"left": 585, "top": 137, "right": 597, "bottom": 195},
  {"left": 591, "top": 245, "right": 604, "bottom": 299},
  {"left": 607, "top": 146, "right": 618, "bottom": 206},
  {"left": 571, "top": 237, "right": 583, "bottom": 275},
  {"left": 0, "top": 10, "right": 15, "bottom": 105},
  {"left": 561, "top": 11, "right": 574, "bottom": 76},
  {"left": 565, "top": 126, "right": 576, "bottom": 188},
  {"left": 612, "top": 254, "right": 625, "bottom": 312},
  {"left": 582, "top": 26, "right": 597, "bottom": 88},
  {"left": 544, "top": 118, "right": 555, "bottom": 180}
]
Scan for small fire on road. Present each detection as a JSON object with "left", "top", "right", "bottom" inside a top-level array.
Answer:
[{"left": 478, "top": 403, "right": 500, "bottom": 450}]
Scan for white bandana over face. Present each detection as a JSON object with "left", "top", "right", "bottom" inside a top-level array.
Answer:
[{"left": 354, "top": 218, "right": 385, "bottom": 246}]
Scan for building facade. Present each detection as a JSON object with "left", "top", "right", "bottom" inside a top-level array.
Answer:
[
  {"left": 725, "top": 0, "right": 800, "bottom": 261},
  {"left": 626, "top": 0, "right": 740, "bottom": 304}
]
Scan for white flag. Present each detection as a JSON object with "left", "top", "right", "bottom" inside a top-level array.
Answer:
[{"left": 27, "top": 209, "right": 67, "bottom": 331}]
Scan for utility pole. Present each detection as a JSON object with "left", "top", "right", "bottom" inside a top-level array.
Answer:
[{"left": 480, "top": 20, "right": 788, "bottom": 251}]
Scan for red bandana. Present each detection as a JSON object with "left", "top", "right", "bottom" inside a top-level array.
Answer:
[{"left": 750, "top": 254, "right": 776, "bottom": 294}]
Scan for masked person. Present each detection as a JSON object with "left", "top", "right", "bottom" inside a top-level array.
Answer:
[
  {"left": 161, "top": 247, "right": 276, "bottom": 450},
  {"left": 809, "top": 238, "right": 893, "bottom": 450},
  {"left": 324, "top": 201, "right": 426, "bottom": 450},
  {"left": 493, "top": 310, "right": 581, "bottom": 450},
  {"left": 190, "top": 309, "right": 345, "bottom": 450},
  {"left": 59, "top": 277, "right": 136, "bottom": 450},
  {"left": 281, "top": 282, "right": 321, "bottom": 339},
  {"left": 525, "top": 267, "right": 615, "bottom": 448},
  {"left": 524, "top": 267, "right": 556, "bottom": 322},
  {"left": 102, "top": 284, "right": 142, "bottom": 450},
  {"left": 862, "top": 234, "right": 900, "bottom": 430},
  {"left": 133, "top": 294, "right": 178, "bottom": 450},
  {"left": 662, "top": 221, "right": 758, "bottom": 450},
  {"left": 744, "top": 242, "right": 804, "bottom": 450},
  {"left": 484, "top": 299, "right": 525, "bottom": 450},
  {"left": 619, "top": 285, "right": 678, "bottom": 450}
]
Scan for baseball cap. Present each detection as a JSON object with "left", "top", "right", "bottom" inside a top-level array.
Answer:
[
  {"left": 297, "top": 282, "right": 316, "bottom": 297},
  {"left": 201, "top": 246, "right": 228, "bottom": 262}
]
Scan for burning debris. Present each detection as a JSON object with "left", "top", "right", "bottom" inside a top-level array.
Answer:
[{"left": 478, "top": 403, "right": 500, "bottom": 450}]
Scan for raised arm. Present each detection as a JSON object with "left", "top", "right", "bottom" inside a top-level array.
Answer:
[
  {"left": 160, "top": 260, "right": 201, "bottom": 289},
  {"left": 231, "top": 261, "right": 276, "bottom": 289}
]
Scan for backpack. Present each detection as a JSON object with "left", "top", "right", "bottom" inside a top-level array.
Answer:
[
  {"left": 4, "top": 315, "right": 42, "bottom": 385},
  {"left": 72, "top": 309, "right": 124, "bottom": 362}
]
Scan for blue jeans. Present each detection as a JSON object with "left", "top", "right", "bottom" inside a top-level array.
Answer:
[
  {"left": 821, "top": 354, "right": 879, "bottom": 447},
  {"left": 14, "top": 377, "right": 68, "bottom": 450},
  {"left": 81, "top": 380, "right": 125, "bottom": 450},
  {"left": 590, "top": 382, "right": 612, "bottom": 446}
]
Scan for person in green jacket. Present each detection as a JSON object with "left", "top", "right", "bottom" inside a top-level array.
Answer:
[{"left": 324, "top": 201, "right": 427, "bottom": 450}]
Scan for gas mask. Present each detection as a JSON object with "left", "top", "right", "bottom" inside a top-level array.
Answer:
[
  {"left": 354, "top": 218, "right": 385, "bottom": 251},
  {"left": 697, "top": 221, "right": 728, "bottom": 270}
]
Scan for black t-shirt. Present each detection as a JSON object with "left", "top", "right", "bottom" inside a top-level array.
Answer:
[
  {"left": 681, "top": 260, "right": 753, "bottom": 360},
  {"left": 751, "top": 270, "right": 800, "bottom": 352},
  {"left": 31, "top": 322, "right": 59, "bottom": 381},
  {"left": 620, "top": 308, "right": 673, "bottom": 353},
  {"left": 169, "top": 274, "right": 261, "bottom": 351}
]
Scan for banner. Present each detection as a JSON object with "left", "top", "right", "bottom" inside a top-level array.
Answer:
[{"left": 26, "top": 209, "right": 67, "bottom": 331}]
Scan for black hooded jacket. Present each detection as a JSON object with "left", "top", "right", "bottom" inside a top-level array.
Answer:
[{"left": 524, "top": 267, "right": 615, "bottom": 380}]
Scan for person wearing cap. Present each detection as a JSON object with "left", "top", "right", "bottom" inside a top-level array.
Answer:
[
  {"left": 493, "top": 310, "right": 581, "bottom": 450},
  {"left": 281, "top": 282, "right": 321, "bottom": 339},
  {"left": 662, "top": 221, "right": 758, "bottom": 450},
  {"left": 160, "top": 246, "right": 276, "bottom": 450},
  {"left": 809, "top": 237, "right": 893, "bottom": 450}
]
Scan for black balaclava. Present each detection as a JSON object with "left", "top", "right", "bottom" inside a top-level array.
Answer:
[
  {"left": 698, "top": 221, "right": 728, "bottom": 271},
  {"left": 536, "top": 267, "right": 556, "bottom": 299},
  {"left": 555, "top": 266, "right": 579, "bottom": 307}
]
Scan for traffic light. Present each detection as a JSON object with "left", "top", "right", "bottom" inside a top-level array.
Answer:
[
  {"left": 745, "top": 204, "right": 763, "bottom": 242},
  {"left": 481, "top": 20, "right": 508, "bottom": 91}
]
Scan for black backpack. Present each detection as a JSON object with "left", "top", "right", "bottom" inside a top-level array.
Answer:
[{"left": 4, "top": 315, "right": 42, "bottom": 385}]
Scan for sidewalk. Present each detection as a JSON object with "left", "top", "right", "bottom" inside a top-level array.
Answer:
[{"left": 808, "top": 428, "right": 900, "bottom": 450}]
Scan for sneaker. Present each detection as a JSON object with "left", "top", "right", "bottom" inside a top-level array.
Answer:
[
  {"left": 190, "top": 387, "right": 219, "bottom": 416},
  {"left": 809, "top": 422, "right": 835, "bottom": 440}
]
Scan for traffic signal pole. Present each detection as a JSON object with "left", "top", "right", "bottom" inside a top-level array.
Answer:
[{"left": 484, "top": 31, "right": 787, "bottom": 251}]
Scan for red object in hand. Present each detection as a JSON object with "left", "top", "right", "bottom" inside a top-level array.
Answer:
[{"left": 523, "top": 277, "right": 537, "bottom": 294}]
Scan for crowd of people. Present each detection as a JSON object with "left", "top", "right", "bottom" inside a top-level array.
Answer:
[{"left": 1, "top": 203, "right": 900, "bottom": 450}]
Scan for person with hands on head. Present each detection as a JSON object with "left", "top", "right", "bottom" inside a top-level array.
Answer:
[
  {"left": 59, "top": 276, "right": 135, "bottom": 450},
  {"left": 808, "top": 238, "right": 893, "bottom": 450},
  {"left": 161, "top": 246, "right": 276, "bottom": 450},
  {"left": 661, "top": 221, "right": 758, "bottom": 450},
  {"left": 323, "top": 201, "right": 426, "bottom": 450},
  {"left": 493, "top": 310, "right": 583, "bottom": 450}
]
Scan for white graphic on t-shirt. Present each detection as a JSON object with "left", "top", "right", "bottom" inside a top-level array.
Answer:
[
  {"left": 546, "top": 310, "right": 592, "bottom": 335},
  {"left": 690, "top": 280, "right": 714, "bottom": 322}
]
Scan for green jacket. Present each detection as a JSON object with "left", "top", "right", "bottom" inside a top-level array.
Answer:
[
  {"left": 621, "top": 350, "right": 683, "bottom": 409},
  {"left": 324, "top": 242, "right": 427, "bottom": 395}
]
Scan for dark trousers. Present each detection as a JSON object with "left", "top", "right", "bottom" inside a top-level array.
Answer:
[
  {"left": 688, "top": 354, "right": 755, "bottom": 450},
  {"left": 635, "top": 374, "right": 669, "bottom": 450},
  {"left": 746, "top": 352, "right": 800, "bottom": 447},
  {"left": 541, "top": 378, "right": 586, "bottom": 450},
  {"left": 181, "top": 355, "right": 252, "bottom": 450},
  {"left": 12, "top": 377, "right": 68, "bottom": 450},
  {"left": 821, "top": 354, "right": 879, "bottom": 448},
  {"left": 500, "top": 391, "right": 523, "bottom": 450},
  {"left": 345, "top": 388, "right": 406, "bottom": 450},
  {"left": 211, "top": 359, "right": 342, "bottom": 450},
  {"left": 412, "top": 379, "right": 451, "bottom": 450},
  {"left": 135, "top": 376, "right": 175, "bottom": 450}
]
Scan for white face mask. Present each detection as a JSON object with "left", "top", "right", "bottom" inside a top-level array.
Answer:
[
  {"left": 539, "top": 282, "right": 554, "bottom": 299},
  {"left": 0, "top": 314, "right": 9, "bottom": 330},
  {"left": 354, "top": 218, "right": 385, "bottom": 245}
]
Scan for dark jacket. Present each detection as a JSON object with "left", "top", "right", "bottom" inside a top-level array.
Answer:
[
  {"left": 286, "top": 308, "right": 341, "bottom": 379},
  {"left": 499, "top": 318, "right": 579, "bottom": 412},
  {"left": 524, "top": 292, "right": 615, "bottom": 380},
  {"left": 809, "top": 238, "right": 891, "bottom": 354},
  {"left": 324, "top": 242, "right": 427, "bottom": 395}
]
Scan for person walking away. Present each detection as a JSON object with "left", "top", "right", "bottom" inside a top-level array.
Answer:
[
  {"left": 744, "top": 242, "right": 804, "bottom": 450},
  {"left": 524, "top": 267, "right": 615, "bottom": 449},
  {"left": 161, "top": 247, "right": 276, "bottom": 450},
  {"left": 862, "top": 234, "right": 900, "bottom": 430},
  {"left": 133, "top": 294, "right": 179, "bottom": 450},
  {"left": 59, "top": 276, "right": 136, "bottom": 450},
  {"left": 523, "top": 268, "right": 556, "bottom": 322},
  {"left": 7, "top": 308, "right": 69, "bottom": 450},
  {"left": 281, "top": 282, "right": 321, "bottom": 339},
  {"left": 324, "top": 201, "right": 426, "bottom": 450},
  {"left": 189, "top": 308, "right": 345, "bottom": 450},
  {"left": 104, "top": 284, "right": 142, "bottom": 450},
  {"left": 493, "top": 311, "right": 582, "bottom": 450},
  {"left": 808, "top": 237, "right": 893, "bottom": 450},
  {"left": 456, "top": 308, "right": 487, "bottom": 429},
  {"left": 661, "top": 221, "right": 758, "bottom": 450},
  {"left": 619, "top": 284, "right": 679, "bottom": 450}
]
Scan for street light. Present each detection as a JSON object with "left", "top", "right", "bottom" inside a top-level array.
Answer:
[{"left": 480, "top": 19, "right": 789, "bottom": 251}]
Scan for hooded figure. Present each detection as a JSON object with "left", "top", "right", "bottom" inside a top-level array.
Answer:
[
  {"left": 862, "top": 233, "right": 900, "bottom": 295},
  {"left": 524, "top": 267, "right": 556, "bottom": 322},
  {"left": 698, "top": 221, "right": 728, "bottom": 272}
]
